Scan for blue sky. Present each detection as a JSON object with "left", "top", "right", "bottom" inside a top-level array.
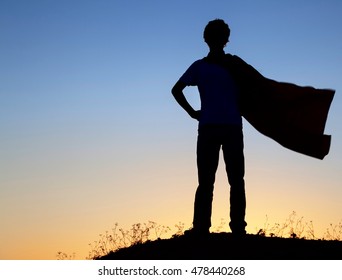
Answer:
[{"left": 1, "top": 0, "right": 341, "bottom": 259}]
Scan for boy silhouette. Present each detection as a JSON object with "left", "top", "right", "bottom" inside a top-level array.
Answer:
[{"left": 172, "top": 19, "right": 247, "bottom": 236}]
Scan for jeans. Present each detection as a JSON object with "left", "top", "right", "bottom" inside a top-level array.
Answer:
[{"left": 193, "top": 124, "right": 247, "bottom": 233}]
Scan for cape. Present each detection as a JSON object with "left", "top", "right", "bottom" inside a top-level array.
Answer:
[{"left": 205, "top": 54, "right": 335, "bottom": 160}]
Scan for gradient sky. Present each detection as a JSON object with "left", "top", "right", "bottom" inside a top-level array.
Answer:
[{"left": 1, "top": 0, "right": 341, "bottom": 259}]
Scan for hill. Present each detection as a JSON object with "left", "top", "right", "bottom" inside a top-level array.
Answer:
[{"left": 97, "top": 232, "right": 342, "bottom": 260}]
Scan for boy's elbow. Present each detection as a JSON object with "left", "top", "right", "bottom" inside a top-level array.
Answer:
[
  {"left": 171, "top": 81, "right": 185, "bottom": 97},
  {"left": 171, "top": 85, "right": 178, "bottom": 97}
]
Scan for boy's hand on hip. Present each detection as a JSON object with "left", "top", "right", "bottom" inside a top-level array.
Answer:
[{"left": 190, "top": 110, "right": 201, "bottom": 121}]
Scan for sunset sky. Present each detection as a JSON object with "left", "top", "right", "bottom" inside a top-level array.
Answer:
[{"left": 1, "top": 0, "right": 341, "bottom": 259}]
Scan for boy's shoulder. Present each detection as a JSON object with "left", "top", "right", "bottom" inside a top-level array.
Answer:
[
  {"left": 185, "top": 58, "right": 207, "bottom": 70},
  {"left": 193, "top": 58, "right": 207, "bottom": 65}
]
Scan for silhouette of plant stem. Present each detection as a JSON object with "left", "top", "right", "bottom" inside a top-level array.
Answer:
[
  {"left": 56, "top": 251, "right": 75, "bottom": 260},
  {"left": 173, "top": 222, "right": 185, "bottom": 237},
  {"left": 324, "top": 221, "right": 342, "bottom": 241},
  {"left": 86, "top": 221, "right": 173, "bottom": 259},
  {"left": 258, "top": 211, "right": 325, "bottom": 240},
  {"left": 213, "top": 218, "right": 227, "bottom": 233}
]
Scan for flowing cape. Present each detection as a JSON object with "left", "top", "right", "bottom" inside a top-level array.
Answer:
[{"left": 208, "top": 54, "right": 335, "bottom": 159}]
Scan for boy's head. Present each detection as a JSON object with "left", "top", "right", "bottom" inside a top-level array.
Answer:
[{"left": 203, "top": 19, "right": 230, "bottom": 49}]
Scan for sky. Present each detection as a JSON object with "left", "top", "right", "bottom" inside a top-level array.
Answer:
[{"left": 1, "top": 0, "right": 341, "bottom": 260}]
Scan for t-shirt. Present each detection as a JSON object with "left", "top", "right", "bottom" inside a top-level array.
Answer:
[{"left": 179, "top": 58, "right": 242, "bottom": 126}]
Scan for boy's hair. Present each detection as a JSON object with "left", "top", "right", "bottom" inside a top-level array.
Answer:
[{"left": 203, "top": 19, "right": 230, "bottom": 47}]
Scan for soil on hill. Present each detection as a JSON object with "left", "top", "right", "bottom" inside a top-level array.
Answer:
[{"left": 97, "top": 233, "right": 342, "bottom": 260}]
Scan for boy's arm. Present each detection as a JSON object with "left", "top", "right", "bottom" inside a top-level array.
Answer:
[{"left": 171, "top": 80, "right": 200, "bottom": 120}]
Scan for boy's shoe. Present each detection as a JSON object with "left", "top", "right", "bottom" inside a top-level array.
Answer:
[
  {"left": 229, "top": 221, "right": 247, "bottom": 238},
  {"left": 231, "top": 229, "right": 247, "bottom": 239},
  {"left": 184, "top": 228, "right": 210, "bottom": 239}
]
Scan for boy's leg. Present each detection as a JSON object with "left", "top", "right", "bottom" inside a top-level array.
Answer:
[
  {"left": 222, "top": 126, "right": 247, "bottom": 234},
  {"left": 193, "top": 126, "right": 220, "bottom": 232}
]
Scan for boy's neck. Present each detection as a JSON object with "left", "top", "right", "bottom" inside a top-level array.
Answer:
[{"left": 208, "top": 49, "right": 225, "bottom": 58}]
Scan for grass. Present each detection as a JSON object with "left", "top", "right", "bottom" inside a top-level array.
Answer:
[
  {"left": 256, "top": 211, "right": 315, "bottom": 239},
  {"left": 257, "top": 211, "right": 342, "bottom": 241},
  {"left": 56, "top": 212, "right": 342, "bottom": 260},
  {"left": 86, "top": 221, "right": 174, "bottom": 260}
]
